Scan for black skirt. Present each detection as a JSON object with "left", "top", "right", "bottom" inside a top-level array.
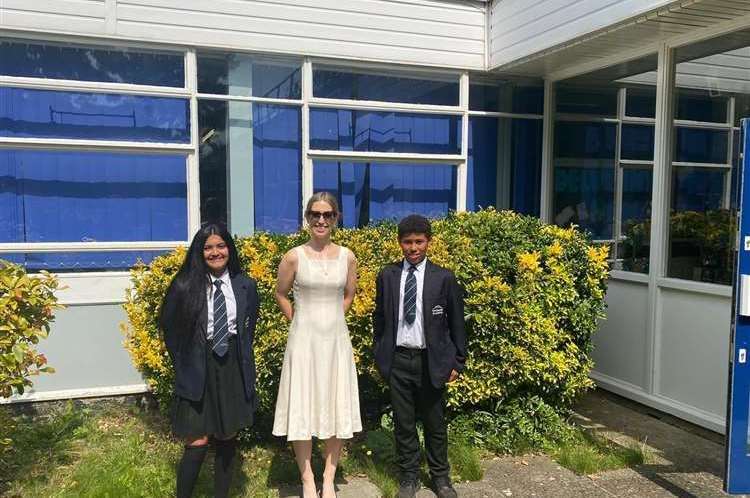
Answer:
[{"left": 172, "top": 335, "right": 254, "bottom": 439}]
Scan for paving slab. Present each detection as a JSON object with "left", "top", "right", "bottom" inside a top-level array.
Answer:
[{"left": 277, "top": 477, "right": 382, "bottom": 498}]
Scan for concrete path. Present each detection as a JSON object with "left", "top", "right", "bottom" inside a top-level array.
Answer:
[{"left": 306, "top": 390, "right": 746, "bottom": 498}]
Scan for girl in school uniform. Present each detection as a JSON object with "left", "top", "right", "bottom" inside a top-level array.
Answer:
[{"left": 160, "top": 222, "right": 260, "bottom": 498}]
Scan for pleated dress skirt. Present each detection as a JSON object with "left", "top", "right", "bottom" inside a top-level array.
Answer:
[{"left": 172, "top": 335, "right": 254, "bottom": 439}]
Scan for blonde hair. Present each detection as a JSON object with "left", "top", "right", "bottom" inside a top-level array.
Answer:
[{"left": 305, "top": 192, "right": 340, "bottom": 218}]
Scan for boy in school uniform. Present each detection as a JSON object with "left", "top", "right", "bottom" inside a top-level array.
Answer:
[{"left": 373, "top": 214, "right": 467, "bottom": 498}]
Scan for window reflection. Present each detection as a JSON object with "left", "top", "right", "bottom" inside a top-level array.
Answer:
[
  {"left": 0, "top": 40, "right": 184, "bottom": 87},
  {"left": 313, "top": 161, "right": 456, "bottom": 228},
  {"left": 0, "top": 149, "right": 187, "bottom": 245},
  {"left": 197, "top": 53, "right": 301, "bottom": 99},
  {"left": 314, "top": 66, "right": 458, "bottom": 106},
  {"left": 310, "top": 108, "right": 461, "bottom": 155},
  {"left": 0, "top": 87, "right": 190, "bottom": 143},
  {"left": 198, "top": 100, "right": 302, "bottom": 233}
]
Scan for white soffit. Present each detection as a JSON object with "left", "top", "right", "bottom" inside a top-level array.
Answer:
[{"left": 492, "top": 0, "right": 750, "bottom": 78}]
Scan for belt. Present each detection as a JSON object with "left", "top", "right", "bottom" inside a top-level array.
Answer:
[{"left": 395, "top": 345, "right": 426, "bottom": 353}]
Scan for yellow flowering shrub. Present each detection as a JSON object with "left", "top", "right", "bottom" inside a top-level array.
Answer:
[{"left": 123, "top": 209, "right": 608, "bottom": 419}]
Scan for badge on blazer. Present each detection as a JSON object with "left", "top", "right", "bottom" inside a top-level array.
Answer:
[
  {"left": 432, "top": 305, "right": 444, "bottom": 316},
  {"left": 244, "top": 316, "right": 250, "bottom": 328}
]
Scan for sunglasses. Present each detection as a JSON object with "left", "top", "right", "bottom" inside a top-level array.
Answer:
[{"left": 307, "top": 210, "right": 336, "bottom": 221}]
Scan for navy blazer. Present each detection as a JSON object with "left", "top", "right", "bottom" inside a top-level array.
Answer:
[
  {"left": 373, "top": 260, "right": 467, "bottom": 389},
  {"left": 162, "top": 273, "right": 260, "bottom": 402}
]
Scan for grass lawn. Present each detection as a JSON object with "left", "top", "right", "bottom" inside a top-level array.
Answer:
[
  {"left": 0, "top": 400, "right": 651, "bottom": 497},
  {"left": 0, "top": 401, "right": 483, "bottom": 498}
]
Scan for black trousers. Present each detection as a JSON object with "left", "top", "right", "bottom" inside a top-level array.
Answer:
[{"left": 389, "top": 347, "right": 449, "bottom": 482}]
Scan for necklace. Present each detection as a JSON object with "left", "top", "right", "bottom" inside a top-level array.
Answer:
[{"left": 306, "top": 243, "right": 334, "bottom": 276}]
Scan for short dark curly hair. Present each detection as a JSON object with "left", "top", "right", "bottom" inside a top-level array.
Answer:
[{"left": 397, "top": 214, "right": 432, "bottom": 239}]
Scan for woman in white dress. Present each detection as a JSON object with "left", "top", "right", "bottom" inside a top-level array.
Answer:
[{"left": 273, "top": 192, "right": 362, "bottom": 498}]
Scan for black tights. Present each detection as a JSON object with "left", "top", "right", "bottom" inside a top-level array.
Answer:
[{"left": 176, "top": 438, "right": 237, "bottom": 498}]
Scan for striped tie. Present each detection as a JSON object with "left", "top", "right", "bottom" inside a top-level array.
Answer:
[
  {"left": 212, "top": 280, "right": 229, "bottom": 357},
  {"left": 403, "top": 264, "right": 417, "bottom": 325}
]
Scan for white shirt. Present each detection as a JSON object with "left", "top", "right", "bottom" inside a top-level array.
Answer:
[
  {"left": 206, "top": 270, "right": 237, "bottom": 339},
  {"left": 396, "top": 257, "right": 427, "bottom": 349}
]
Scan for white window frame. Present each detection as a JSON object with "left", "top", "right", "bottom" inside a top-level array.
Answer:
[{"left": 0, "top": 34, "right": 197, "bottom": 300}]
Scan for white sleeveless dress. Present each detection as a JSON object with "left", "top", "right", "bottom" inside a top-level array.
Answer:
[{"left": 272, "top": 245, "right": 362, "bottom": 441}]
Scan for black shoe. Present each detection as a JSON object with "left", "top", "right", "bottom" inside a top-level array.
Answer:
[
  {"left": 432, "top": 477, "right": 457, "bottom": 498},
  {"left": 397, "top": 479, "right": 418, "bottom": 498}
]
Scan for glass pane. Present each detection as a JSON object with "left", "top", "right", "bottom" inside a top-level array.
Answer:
[
  {"left": 0, "top": 87, "right": 190, "bottom": 143},
  {"left": 553, "top": 121, "right": 616, "bottom": 239},
  {"left": 313, "top": 66, "right": 458, "bottom": 106},
  {"left": 467, "top": 117, "right": 498, "bottom": 210},
  {"left": 556, "top": 86, "right": 617, "bottom": 116},
  {"left": 621, "top": 124, "right": 655, "bottom": 161},
  {"left": 619, "top": 168, "right": 653, "bottom": 273},
  {"left": 0, "top": 39, "right": 184, "bottom": 87},
  {"left": 198, "top": 53, "right": 301, "bottom": 99},
  {"left": 0, "top": 149, "right": 187, "bottom": 243},
  {"left": 198, "top": 100, "right": 301, "bottom": 233},
  {"left": 510, "top": 119, "right": 543, "bottom": 216},
  {"left": 555, "top": 122, "right": 617, "bottom": 160},
  {"left": 2, "top": 251, "right": 169, "bottom": 272},
  {"left": 736, "top": 94, "right": 750, "bottom": 127},
  {"left": 313, "top": 161, "right": 456, "bottom": 228},
  {"left": 553, "top": 166, "right": 615, "bottom": 240},
  {"left": 667, "top": 167, "right": 733, "bottom": 284},
  {"left": 467, "top": 117, "right": 542, "bottom": 215},
  {"left": 672, "top": 167, "right": 725, "bottom": 211},
  {"left": 675, "top": 89, "right": 727, "bottom": 123},
  {"left": 625, "top": 88, "right": 656, "bottom": 118},
  {"left": 310, "top": 108, "right": 461, "bottom": 155},
  {"left": 674, "top": 127, "right": 728, "bottom": 164},
  {"left": 469, "top": 83, "right": 543, "bottom": 114}
]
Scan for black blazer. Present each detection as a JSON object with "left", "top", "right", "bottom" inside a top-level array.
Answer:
[
  {"left": 162, "top": 273, "right": 260, "bottom": 402},
  {"left": 373, "top": 260, "right": 467, "bottom": 389}
]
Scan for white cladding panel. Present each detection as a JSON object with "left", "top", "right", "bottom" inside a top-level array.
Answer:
[
  {"left": 0, "top": 0, "right": 486, "bottom": 70},
  {"left": 592, "top": 279, "right": 650, "bottom": 391},
  {"left": 657, "top": 288, "right": 730, "bottom": 420},
  {"left": 489, "top": 0, "right": 678, "bottom": 69},
  {"left": 0, "top": 0, "right": 108, "bottom": 35}
]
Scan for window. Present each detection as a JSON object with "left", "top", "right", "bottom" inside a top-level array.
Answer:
[
  {"left": 625, "top": 88, "right": 656, "bottom": 118},
  {"left": 620, "top": 168, "right": 653, "bottom": 273},
  {"left": 0, "top": 39, "right": 190, "bottom": 272},
  {"left": 0, "top": 149, "right": 187, "bottom": 270},
  {"left": 557, "top": 86, "right": 618, "bottom": 116},
  {"left": 313, "top": 66, "right": 459, "bottom": 106},
  {"left": 469, "top": 82, "right": 543, "bottom": 114},
  {"left": 676, "top": 90, "right": 728, "bottom": 123},
  {"left": 621, "top": 124, "right": 655, "bottom": 161},
  {"left": 313, "top": 161, "right": 457, "bottom": 228},
  {"left": 554, "top": 59, "right": 659, "bottom": 274},
  {"left": 0, "top": 39, "right": 184, "bottom": 87},
  {"left": 468, "top": 116, "right": 542, "bottom": 215},
  {"left": 664, "top": 40, "right": 744, "bottom": 285},
  {"left": 198, "top": 101, "right": 302, "bottom": 233},
  {"left": 0, "top": 87, "right": 190, "bottom": 143},
  {"left": 197, "top": 53, "right": 301, "bottom": 99},
  {"left": 309, "top": 109, "right": 461, "bottom": 155},
  {"left": 553, "top": 121, "right": 617, "bottom": 240},
  {"left": 674, "top": 128, "right": 728, "bottom": 164},
  {"left": 0, "top": 149, "right": 187, "bottom": 243}
]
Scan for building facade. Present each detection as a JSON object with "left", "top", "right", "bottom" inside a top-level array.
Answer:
[{"left": 1, "top": 0, "right": 749, "bottom": 433}]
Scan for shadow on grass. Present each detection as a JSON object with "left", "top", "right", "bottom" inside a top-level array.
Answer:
[{"left": 0, "top": 402, "right": 89, "bottom": 495}]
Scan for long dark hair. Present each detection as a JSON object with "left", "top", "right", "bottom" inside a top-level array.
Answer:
[{"left": 159, "top": 223, "right": 241, "bottom": 333}]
